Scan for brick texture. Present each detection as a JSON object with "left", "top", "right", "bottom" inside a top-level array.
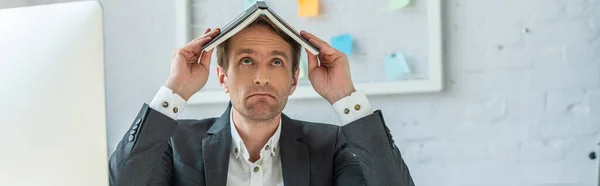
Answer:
[{"left": 396, "top": 0, "right": 600, "bottom": 185}]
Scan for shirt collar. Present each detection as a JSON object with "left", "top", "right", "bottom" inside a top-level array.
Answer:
[{"left": 230, "top": 109, "right": 281, "bottom": 160}]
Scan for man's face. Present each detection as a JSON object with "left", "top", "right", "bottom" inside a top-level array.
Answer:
[{"left": 217, "top": 25, "right": 298, "bottom": 122}]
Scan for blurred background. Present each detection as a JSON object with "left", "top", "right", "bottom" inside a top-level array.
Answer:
[{"left": 1, "top": 0, "right": 599, "bottom": 185}]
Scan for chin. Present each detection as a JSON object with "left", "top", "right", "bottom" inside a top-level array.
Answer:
[{"left": 244, "top": 99, "right": 280, "bottom": 120}]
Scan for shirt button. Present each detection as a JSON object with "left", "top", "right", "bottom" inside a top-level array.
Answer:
[
  {"left": 265, "top": 145, "right": 270, "bottom": 150},
  {"left": 162, "top": 101, "right": 169, "bottom": 108},
  {"left": 234, "top": 148, "right": 238, "bottom": 154},
  {"left": 354, "top": 104, "right": 361, "bottom": 111},
  {"left": 343, "top": 108, "right": 350, "bottom": 114},
  {"left": 273, "top": 147, "right": 277, "bottom": 152},
  {"left": 128, "top": 135, "right": 134, "bottom": 142},
  {"left": 173, "top": 107, "right": 179, "bottom": 113},
  {"left": 253, "top": 166, "right": 259, "bottom": 172}
]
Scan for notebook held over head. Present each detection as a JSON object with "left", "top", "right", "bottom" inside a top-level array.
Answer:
[{"left": 200, "top": 1, "right": 320, "bottom": 56}]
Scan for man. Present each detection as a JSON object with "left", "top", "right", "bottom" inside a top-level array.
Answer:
[{"left": 109, "top": 16, "right": 415, "bottom": 186}]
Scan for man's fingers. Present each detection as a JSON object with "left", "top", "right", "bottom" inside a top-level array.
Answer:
[
  {"left": 179, "top": 28, "right": 220, "bottom": 59},
  {"left": 300, "top": 30, "right": 325, "bottom": 44},
  {"left": 308, "top": 39, "right": 338, "bottom": 55},
  {"left": 182, "top": 36, "right": 213, "bottom": 60},
  {"left": 300, "top": 30, "right": 338, "bottom": 55},
  {"left": 205, "top": 28, "right": 220, "bottom": 37},
  {"left": 188, "top": 28, "right": 220, "bottom": 44},
  {"left": 192, "top": 28, "right": 219, "bottom": 42},
  {"left": 188, "top": 29, "right": 210, "bottom": 43}
]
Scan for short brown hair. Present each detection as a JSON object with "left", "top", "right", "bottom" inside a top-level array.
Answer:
[{"left": 216, "top": 15, "right": 301, "bottom": 75}]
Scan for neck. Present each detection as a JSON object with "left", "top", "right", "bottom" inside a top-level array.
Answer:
[{"left": 231, "top": 108, "right": 280, "bottom": 162}]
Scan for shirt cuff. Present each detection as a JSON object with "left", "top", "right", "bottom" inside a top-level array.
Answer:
[
  {"left": 148, "top": 86, "right": 187, "bottom": 120},
  {"left": 331, "top": 90, "right": 373, "bottom": 125}
]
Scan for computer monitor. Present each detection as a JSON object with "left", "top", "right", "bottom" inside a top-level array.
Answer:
[{"left": 0, "top": 1, "right": 108, "bottom": 185}]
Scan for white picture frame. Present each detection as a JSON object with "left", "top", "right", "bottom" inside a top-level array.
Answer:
[{"left": 175, "top": 0, "right": 443, "bottom": 105}]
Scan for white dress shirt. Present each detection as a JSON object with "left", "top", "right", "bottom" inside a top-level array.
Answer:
[
  {"left": 227, "top": 109, "right": 284, "bottom": 186},
  {"left": 148, "top": 86, "right": 373, "bottom": 186}
]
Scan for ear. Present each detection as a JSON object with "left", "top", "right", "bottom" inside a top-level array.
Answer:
[
  {"left": 289, "top": 67, "right": 300, "bottom": 95},
  {"left": 217, "top": 66, "right": 229, "bottom": 93}
]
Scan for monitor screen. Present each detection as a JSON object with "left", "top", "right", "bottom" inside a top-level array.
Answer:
[{"left": 0, "top": 2, "right": 109, "bottom": 186}]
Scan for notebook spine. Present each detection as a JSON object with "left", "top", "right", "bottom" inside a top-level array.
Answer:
[{"left": 256, "top": 1, "right": 268, "bottom": 9}]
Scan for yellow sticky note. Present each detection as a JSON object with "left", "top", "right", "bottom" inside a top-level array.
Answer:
[
  {"left": 389, "top": 0, "right": 411, "bottom": 10},
  {"left": 298, "top": 0, "right": 319, "bottom": 17}
]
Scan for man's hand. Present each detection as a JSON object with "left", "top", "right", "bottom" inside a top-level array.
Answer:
[
  {"left": 300, "top": 30, "right": 356, "bottom": 104},
  {"left": 165, "top": 28, "right": 220, "bottom": 101}
]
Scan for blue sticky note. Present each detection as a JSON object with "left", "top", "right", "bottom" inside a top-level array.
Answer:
[
  {"left": 244, "top": 0, "right": 257, "bottom": 10},
  {"left": 331, "top": 34, "right": 353, "bottom": 55},
  {"left": 384, "top": 52, "right": 411, "bottom": 79}
]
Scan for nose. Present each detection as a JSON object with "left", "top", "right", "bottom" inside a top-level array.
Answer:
[{"left": 253, "top": 67, "right": 270, "bottom": 86}]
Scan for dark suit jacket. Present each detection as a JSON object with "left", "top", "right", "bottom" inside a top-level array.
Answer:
[{"left": 109, "top": 103, "right": 415, "bottom": 186}]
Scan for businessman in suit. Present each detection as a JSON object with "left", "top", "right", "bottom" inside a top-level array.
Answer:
[{"left": 109, "top": 15, "right": 415, "bottom": 186}]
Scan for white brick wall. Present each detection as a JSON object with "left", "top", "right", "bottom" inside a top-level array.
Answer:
[{"left": 390, "top": 0, "right": 600, "bottom": 185}]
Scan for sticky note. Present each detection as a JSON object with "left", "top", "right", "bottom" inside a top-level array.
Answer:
[
  {"left": 298, "top": 58, "right": 307, "bottom": 79},
  {"left": 331, "top": 34, "right": 353, "bottom": 55},
  {"left": 244, "top": 0, "right": 257, "bottom": 10},
  {"left": 298, "top": 0, "right": 319, "bottom": 17},
  {"left": 389, "top": 0, "right": 411, "bottom": 10},
  {"left": 384, "top": 52, "right": 411, "bottom": 79}
]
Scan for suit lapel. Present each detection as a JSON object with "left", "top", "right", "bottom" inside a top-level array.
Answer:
[
  {"left": 279, "top": 114, "right": 310, "bottom": 186},
  {"left": 202, "top": 103, "right": 232, "bottom": 186}
]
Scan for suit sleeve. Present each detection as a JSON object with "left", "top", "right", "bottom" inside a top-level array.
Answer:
[
  {"left": 340, "top": 110, "right": 415, "bottom": 186},
  {"left": 108, "top": 104, "right": 179, "bottom": 186},
  {"left": 333, "top": 127, "right": 367, "bottom": 186}
]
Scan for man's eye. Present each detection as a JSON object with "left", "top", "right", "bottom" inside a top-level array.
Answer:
[
  {"left": 272, "top": 59, "right": 282, "bottom": 66},
  {"left": 241, "top": 58, "right": 252, "bottom": 65}
]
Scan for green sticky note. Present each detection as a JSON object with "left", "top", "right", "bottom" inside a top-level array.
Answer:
[
  {"left": 389, "top": 0, "right": 411, "bottom": 10},
  {"left": 331, "top": 34, "right": 353, "bottom": 55},
  {"left": 298, "top": 58, "right": 307, "bottom": 79},
  {"left": 384, "top": 52, "right": 411, "bottom": 79},
  {"left": 244, "top": 0, "right": 257, "bottom": 10}
]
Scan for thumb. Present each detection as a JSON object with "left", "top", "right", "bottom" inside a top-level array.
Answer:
[
  {"left": 305, "top": 49, "right": 319, "bottom": 74},
  {"left": 198, "top": 49, "right": 214, "bottom": 67},
  {"left": 192, "top": 49, "right": 213, "bottom": 72}
]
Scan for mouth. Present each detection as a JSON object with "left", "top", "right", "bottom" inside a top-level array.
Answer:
[{"left": 248, "top": 92, "right": 275, "bottom": 99}]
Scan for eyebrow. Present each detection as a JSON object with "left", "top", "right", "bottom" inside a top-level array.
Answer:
[
  {"left": 235, "top": 48, "right": 255, "bottom": 56},
  {"left": 235, "top": 48, "right": 289, "bottom": 60},
  {"left": 270, "top": 50, "right": 289, "bottom": 60}
]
